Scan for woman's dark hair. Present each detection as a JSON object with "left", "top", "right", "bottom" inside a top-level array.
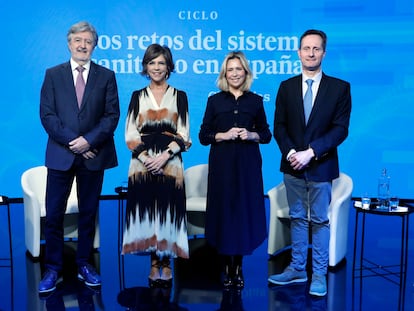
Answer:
[{"left": 141, "top": 43, "right": 175, "bottom": 79}]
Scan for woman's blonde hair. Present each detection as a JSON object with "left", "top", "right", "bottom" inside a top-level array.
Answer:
[{"left": 217, "top": 51, "right": 253, "bottom": 92}]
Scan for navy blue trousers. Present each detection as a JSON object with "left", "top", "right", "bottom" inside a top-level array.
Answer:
[{"left": 44, "top": 157, "right": 103, "bottom": 272}]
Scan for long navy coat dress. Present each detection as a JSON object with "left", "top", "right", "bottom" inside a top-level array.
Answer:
[{"left": 199, "top": 91, "right": 272, "bottom": 255}]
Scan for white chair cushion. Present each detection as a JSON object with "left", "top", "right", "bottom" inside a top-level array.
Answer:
[{"left": 186, "top": 197, "right": 207, "bottom": 212}]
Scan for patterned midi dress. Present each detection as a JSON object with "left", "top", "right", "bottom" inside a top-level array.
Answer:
[{"left": 122, "top": 86, "right": 191, "bottom": 259}]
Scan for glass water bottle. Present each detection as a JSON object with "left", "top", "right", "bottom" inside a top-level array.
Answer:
[{"left": 377, "top": 168, "right": 390, "bottom": 208}]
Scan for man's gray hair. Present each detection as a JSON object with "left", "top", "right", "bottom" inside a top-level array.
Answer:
[{"left": 67, "top": 21, "right": 98, "bottom": 47}]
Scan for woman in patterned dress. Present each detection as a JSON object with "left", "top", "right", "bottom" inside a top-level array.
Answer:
[
  {"left": 199, "top": 51, "right": 271, "bottom": 289},
  {"left": 122, "top": 44, "right": 191, "bottom": 288}
]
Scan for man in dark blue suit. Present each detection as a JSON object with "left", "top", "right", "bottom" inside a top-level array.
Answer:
[
  {"left": 268, "top": 29, "right": 351, "bottom": 296},
  {"left": 39, "top": 21, "right": 120, "bottom": 293}
]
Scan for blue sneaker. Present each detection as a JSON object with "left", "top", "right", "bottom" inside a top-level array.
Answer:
[
  {"left": 78, "top": 264, "right": 101, "bottom": 287},
  {"left": 268, "top": 266, "right": 308, "bottom": 285},
  {"left": 309, "top": 273, "right": 327, "bottom": 296},
  {"left": 38, "top": 269, "right": 59, "bottom": 293}
]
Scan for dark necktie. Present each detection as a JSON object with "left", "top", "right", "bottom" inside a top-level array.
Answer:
[
  {"left": 75, "top": 66, "right": 85, "bottom": 108},
  {"left": 304, "top": 79, "right": 313, "bottom": 124}
]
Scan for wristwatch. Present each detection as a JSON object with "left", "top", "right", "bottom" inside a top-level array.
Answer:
[{"left": 167, "top": 148, "right": 174, "bottom": 157}]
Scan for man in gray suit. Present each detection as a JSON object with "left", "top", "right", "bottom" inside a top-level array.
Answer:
[
  {"left": 39, "top": 21, "right": 120, "bottom": 293},
  {"left": 268, "top": 29, "right": 351, "bottom": 296}
]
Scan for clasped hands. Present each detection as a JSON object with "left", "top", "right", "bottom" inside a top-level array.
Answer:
[
  {"left": 225, "top": 127, "right": 257, "bottom": 141},
  {"left": 288, "top": 148, "right": 315, "bottom": 170},
  {"left": 144, "top": 151, "right": 170, "bottom": 175},
  {"left": 69, "top": 136, "right": 96, "bottom": 159}
]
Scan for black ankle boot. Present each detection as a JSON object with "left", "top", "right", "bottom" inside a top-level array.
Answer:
[
  {"left": 233, "top": 255, "right": 244, "bottom": 289},
  {"left": 222, "top": 255, "right": 234, "bottom": 289},
  {"left": 233, "top": 265, "right": 244, "bottom": 289},
  {"left": 223, "top": 264, "right": 233, "bottom": 289}
]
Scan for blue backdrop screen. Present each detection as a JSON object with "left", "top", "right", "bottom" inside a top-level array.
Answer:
[{"left": 2, "top": 0, "right": 414, "bottom": 198}]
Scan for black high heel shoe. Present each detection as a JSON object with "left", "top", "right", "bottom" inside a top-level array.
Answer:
[
  {"left": 233, "top": 265, "right": 244, "bottom": 289},
  {"left": 148, "top": 278, "right": 163, "bottom": 288},
  {"left": 148, "top": 259, "right": 162, "bottom": 288},
  {"left": 159, "top": 258, "right": 173, "bottom": 289},
  {"left": 158, "top": 278, "right": 172, "bottom": 289}
]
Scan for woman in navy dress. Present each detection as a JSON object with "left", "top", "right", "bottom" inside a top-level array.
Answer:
[{"left": 199, "top": 51, "right": 271, "bottom": 289}]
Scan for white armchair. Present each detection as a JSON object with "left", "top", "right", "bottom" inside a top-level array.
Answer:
[
  {"left": 184, "top": 164, "right": 208, "bottom": 237},
  {"left": 267, "top": 172, "right": 353, "bottom": 267},
  {"left": 21, "top": 166, "right": 99, "bottom": 258}
]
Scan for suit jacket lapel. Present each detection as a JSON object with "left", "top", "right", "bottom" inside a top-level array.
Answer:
[
  {"left": 309, "top": 74, "right": 328, "bottom": 123},
  {"left": 295, "top": 76, "right": 307, "bottom": 126},
  {"left": 81, "top": 62, "right": 98, "bottom": 109},
  {"left": 61, "top": 62, "right": 79, "bottom": 110}
]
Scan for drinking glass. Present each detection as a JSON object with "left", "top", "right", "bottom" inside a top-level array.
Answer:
[
  {"left": 361, "top": 194, "right": 371, "bottom": 209},
  {"left": 389, "top": 196, "right": 399, "bottom": 211}
]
